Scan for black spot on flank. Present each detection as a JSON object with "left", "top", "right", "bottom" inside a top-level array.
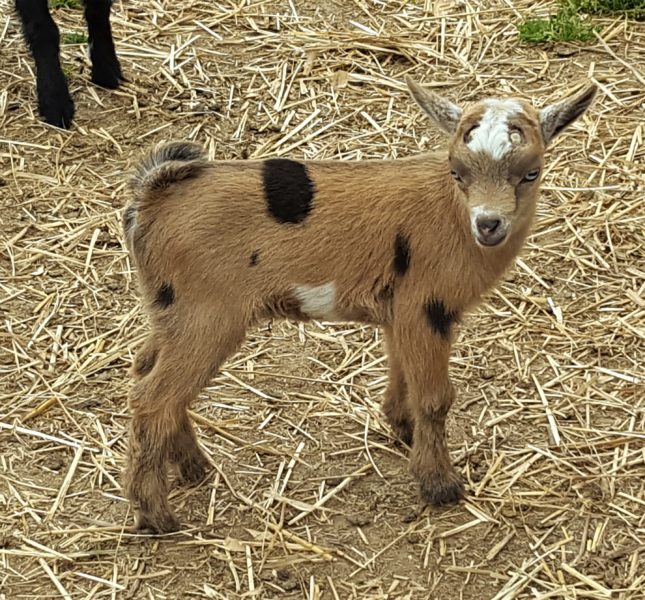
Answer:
[
  {"left": 250, "top": 251, "right": 260, "bottom": 266},
  {"left": 394, "top": 233, "right": 411, "bottom": 276},
  {"left": 155, "top": 283, "right": 175, "bottom": 308},
  {"left": 425, "top": 299, "right": 457, "bottom": 339},
  {"left": 263, "top": 158, "right": 315, "bottom": 224}
]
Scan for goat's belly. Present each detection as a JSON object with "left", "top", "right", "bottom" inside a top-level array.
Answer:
[
  {"left": 258, "top": 283, "right": 387, "bottom": 326},
  {"left": 290, "top": 282, "right": 387, "bottom": 324}
]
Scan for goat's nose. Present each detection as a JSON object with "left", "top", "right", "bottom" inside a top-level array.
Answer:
[
  {"left": 473, "top": 215, "right": 508, "bottom": 246},
  {"left": 476, "top": 217, "right": 501, "bottom": 235}
]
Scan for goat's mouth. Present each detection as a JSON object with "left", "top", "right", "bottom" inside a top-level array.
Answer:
[
  {"left": 471, "top": 214, "right": 511, "bottom": 247},
  {"left": 476, "top": 230, "right": 509, "bottom": 247}
]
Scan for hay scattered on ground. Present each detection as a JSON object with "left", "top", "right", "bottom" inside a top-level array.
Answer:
[{"left": 0, "top": 0, "right": 643, "bottom": 598}]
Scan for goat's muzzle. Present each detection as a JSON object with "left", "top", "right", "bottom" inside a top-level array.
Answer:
[{"left": 473, "top": 214, "right": 510, "bottom": 247}]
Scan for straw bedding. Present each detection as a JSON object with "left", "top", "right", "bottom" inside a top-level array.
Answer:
[{"left": 0, "top": 0, "right": 643, "bottom": 598}]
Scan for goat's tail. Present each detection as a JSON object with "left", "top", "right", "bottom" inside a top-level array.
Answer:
[
  {"left": 124, "top": 141, "right": 206, "bottom": 256},
  {"left": 129, "top": 141, "right": 206, "bottom": 205}
]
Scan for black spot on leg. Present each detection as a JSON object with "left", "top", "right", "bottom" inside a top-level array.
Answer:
[
  {"left": 425, "top": 299, "right": 457, "bottom": 339},
  {"left": 394, "top": 232, "right": 410, "bottom": 276},
  {"left": 249, "top": 251, "right": 260, "bottom": 266},
  {"left": 155, "top": 283, "right": 175, "bottom": 308},
  {"left": 263, "top": 159, "right": 315, "bottom": 224}
]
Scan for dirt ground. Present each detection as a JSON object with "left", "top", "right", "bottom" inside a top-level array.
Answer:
[{"left": 0, "top": 0, "right": 643, "bottom": 598}]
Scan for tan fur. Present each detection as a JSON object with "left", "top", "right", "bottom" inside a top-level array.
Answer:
[{"left": 122, "top": 80, "right": 596, "bottom": 532}]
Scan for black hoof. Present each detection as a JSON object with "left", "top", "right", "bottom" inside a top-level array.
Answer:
[
  {"left": 91, "top": 57, "right": 123, "bottom": 89},
  {"left": 37, "top": 72, "right": 75, "bottom": 128}
]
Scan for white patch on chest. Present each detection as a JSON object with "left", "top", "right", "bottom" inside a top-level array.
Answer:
[
  {"left": 467, "top": 99, "right": 523, "bottom": 160},
  {"left": 293, "top": 282, "right": 338, "bottom": 320}
]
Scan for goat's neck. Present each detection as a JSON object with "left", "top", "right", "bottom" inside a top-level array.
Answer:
[
  {"left": 484, "top": 221, "right": 530, "bottom": 272},
  {"left": 447, "top": 186, "right": 536, "bottom": 302},
  {"left": 472, "top": 213, "right": 535, "bottom": 298}
]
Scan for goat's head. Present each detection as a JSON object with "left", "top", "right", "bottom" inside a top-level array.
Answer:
[{"left": 406, "top": 77, "right": 597, "bottom": 248}]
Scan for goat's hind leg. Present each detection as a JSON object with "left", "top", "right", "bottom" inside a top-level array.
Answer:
[
  {"left": 169, "top": 414, "right": 210, "bottom": 486},
  {"left": 83, "top": 0, "right": 122, "bottom": 88},
  {"left": 165, "top": 319, "right": 247, "bottom": 487},
  {"left": 124, "top": 312, "right": 246, "bottom": 533},
  {"left": 125, "top": 391, "right": 180, "bottom": 534},
  {"left": 129, "top": 337, "right": 207, "bottom": 481}
]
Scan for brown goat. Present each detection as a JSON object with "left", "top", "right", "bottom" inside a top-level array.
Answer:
[{"left": 123, "top": 77, "right": 597, "bottom": 533}]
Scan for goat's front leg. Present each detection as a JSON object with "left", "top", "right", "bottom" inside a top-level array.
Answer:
[
  {"left": 83, "top": 0, "right": 122, "bottom": 88},
  {"left": 130, "top": 334, "right": 158, "bottom": 380},
  {"left": 393, "top": 308, "right": 465, "bottom": 506},
  {"left": 383, "top": 326, "right": 413, "bottom": 446}
]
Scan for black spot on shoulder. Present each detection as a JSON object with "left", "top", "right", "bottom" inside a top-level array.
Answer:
[
  {"left": 394, "top": 232, "right": 411, "bottom": 276},
  {"left": 263, "top": 158, "right": 315, "bottom": 224},
  {"left": 425, "top": 299, "right": 457, "bottom": 339},
  {"left": 249, "top": 251, "right": 260, "bottom": 267},
  {"left": 155, "top": 283, "right": 175, "bottom": 308}
]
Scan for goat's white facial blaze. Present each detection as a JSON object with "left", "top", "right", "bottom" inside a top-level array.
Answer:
[
  {"left": 294, "top": 282, "right": 337, "bottom": 320},
  {"left": 470, "top": 207, "right": 480, "bottom": 237},
  {"left": 467, "top": 99, "right": 523, "bottom": 160},
  {"left": 469, "top": 206, "right": 489, "bottom": 240}
]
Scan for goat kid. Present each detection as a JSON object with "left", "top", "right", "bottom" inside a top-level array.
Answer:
[
  {"left": 123, "top": 78, "right": 597, "bottom": 533},
  {"left": 15, "top": 0, "right": 122, "bottom": 128}
]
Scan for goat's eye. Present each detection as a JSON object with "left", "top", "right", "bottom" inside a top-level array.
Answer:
[
  {"left": 463, "top": 124, "right": 479, "bottom": 143},
  {"left": 450, "top": 170, "right": 463, "bottom": 182},
  {"left": 523, "top": 168, "right": 540, "bottom": 182}
]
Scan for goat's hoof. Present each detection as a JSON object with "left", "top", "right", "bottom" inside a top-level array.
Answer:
[
  {"left": 40, "top": 98, "right": 75, "bottom": 128},
  {"left": 419, "top": 472, "right": 465, "bottom": 506},
  {"left": 37, "top": 77, "right": 75, "bottom": 128},
  {"left": 91, "top": 59, "right": 124, "bottom": 90},
  {"left": 134, "top": 510, "right": 180, "bottom": 535},
  {"left": 178, "top": 454, "right": 210, "bottom": 485}
]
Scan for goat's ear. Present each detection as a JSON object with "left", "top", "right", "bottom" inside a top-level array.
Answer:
[
  {"left": 539, "top": 83, "right": 597, "bottom": 146},
  {"left": 405, "top": 76, "right": 462, "bottom": 135}
]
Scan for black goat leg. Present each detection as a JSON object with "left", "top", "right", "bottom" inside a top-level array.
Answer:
[
  {"left": 15, "top": 0, "right": 74, "bottom": 128},
  {"left": 84, "top": 0, "right": 123, "bottom": 89}
]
